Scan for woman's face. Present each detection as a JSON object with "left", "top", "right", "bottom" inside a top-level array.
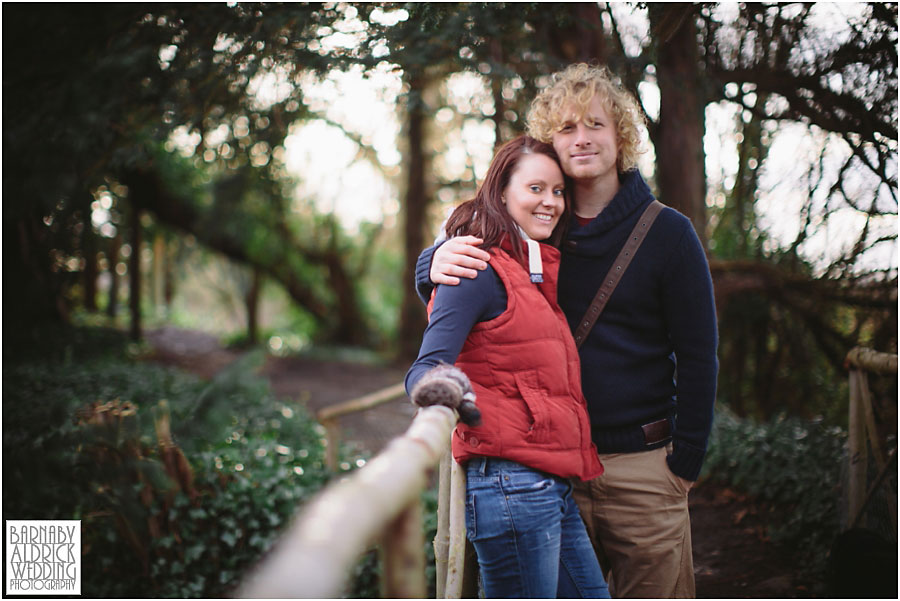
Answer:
[{"left": 502, "top": 153, "right": 566, "bottom": 241}]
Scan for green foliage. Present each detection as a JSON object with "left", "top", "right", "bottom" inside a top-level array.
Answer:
[
  {"left": 422, "top": 484, "right": 439, "bottom": 597},
  {"left": 4, "top": 325, "right": 444, "bottom": 597},
  {"left": 359, "top": 233, "right": 405, "bottom": 347},
  {"left": 2, "top": 3, "right": 362, "bottom": 337},
  {"left": 147, "top": 438, "right": 327, "bottom": 598},
  {"left": 347, "top": 549, "right": 382, "bottom": 598},
  {"left": 714, "top": 287, "right": 852, "bottom": 424},
  {"left": 702, "top": 405, "right": 848, "bottom": 579},
  {"left": 3, "top": 326, "right": 337, "bottom": 598}
]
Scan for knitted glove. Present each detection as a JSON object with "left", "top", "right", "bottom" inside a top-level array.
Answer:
[{"left": 410, "top": 363, "right": 482, "bottom": 427}]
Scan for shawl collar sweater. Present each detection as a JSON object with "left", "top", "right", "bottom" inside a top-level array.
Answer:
[{"left": 559, "top": 171, "right": 718, "bottom": 480}]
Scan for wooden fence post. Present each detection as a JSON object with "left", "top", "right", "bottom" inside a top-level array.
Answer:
[
  {"left": 382, "top": 498, "right": 427, "bottom": 598},
  {"left": 323, "top": 418, "right": 340, "bottom": 472},
  {"left": 445, "top": 455, "right": 472, "bottom": 598},
  {"left": 152, "top": 232, "right": 166, "bottom": 317},
  {"left": 434, "top": 449, "right": 452, "bottom": 598},
  {"left": 857, "top": 369, "right": 887, "bottom": 471},
  {"left": 850, "top": 449, "right": 898, "bottom": 531},
  {"left": 844, "top": 347, "right": 898, "bottom": 532},
  {"left": 433, "top": 431, "right": 480, "bottom": 598},
  {"left": 847, "top": 369, "right": 868, "bottom": 527}
]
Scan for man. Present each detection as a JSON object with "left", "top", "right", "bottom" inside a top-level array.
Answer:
[{"left": 415, "top": 63, "right": 718, "bottom": 598}]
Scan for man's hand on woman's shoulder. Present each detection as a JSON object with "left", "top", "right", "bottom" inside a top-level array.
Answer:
[{"left": 431, "top": 236, "right": 492, "bottom": 285}]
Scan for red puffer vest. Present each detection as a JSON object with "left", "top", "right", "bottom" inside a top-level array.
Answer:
[{"left": 444, "top": 238, "right": 603, "bottom": 481}]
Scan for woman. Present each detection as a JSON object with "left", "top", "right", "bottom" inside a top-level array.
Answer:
[{"left": 406, "top": 136, "right": 609, "bottom": 598}]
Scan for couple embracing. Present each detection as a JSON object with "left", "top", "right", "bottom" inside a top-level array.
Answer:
[{"left": 406, "top": 63, "right": 718, "bottom": 599}]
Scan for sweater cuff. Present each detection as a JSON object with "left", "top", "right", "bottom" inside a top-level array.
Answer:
[
  {"left": 666, "top": 439, "right": 707, "bottom": 481},
  {"left": 415, "top": 245, "right": 439, "bottom": 305}
]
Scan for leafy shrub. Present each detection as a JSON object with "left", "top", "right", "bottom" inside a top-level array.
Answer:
[
  {"left": 3, "top": 326, "right": 338, "bottom": 598},
  {"left": 702, "top": 405, "right": 848, "bottom": 578},
  {"left": 4, "top": 324, "right": 447, "bottom": 598},
  {"left": 422, "top": 485, "right": 439, "bottom": 596}
]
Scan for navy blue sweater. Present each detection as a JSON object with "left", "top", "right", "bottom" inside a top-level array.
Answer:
[{"left": 415, "top": 171, "right": 719, "bottom": 481}]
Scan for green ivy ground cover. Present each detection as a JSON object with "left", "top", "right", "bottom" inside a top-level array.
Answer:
[
  {"left": 2, "top": 326, "right": 347, "bottom": 597},
  {"left": 702, "top": 405, "right": 850, "bottom": 583}
]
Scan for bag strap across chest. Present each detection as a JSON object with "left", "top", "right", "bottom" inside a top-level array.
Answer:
[{"left": 572, "top": 200, "right": 665, "bottom": 348}]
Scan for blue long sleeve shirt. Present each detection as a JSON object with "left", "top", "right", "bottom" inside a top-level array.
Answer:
[
  {"left": 414, "top": 171, "right": 719, "bottom": 481},
  {"left": 405, "top": 266, "right": 506, "bottom": 395}
]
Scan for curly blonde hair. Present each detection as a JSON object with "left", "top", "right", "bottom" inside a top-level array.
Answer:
[{"left": 526, "top": 63, "right": 646, "bottom": 173}]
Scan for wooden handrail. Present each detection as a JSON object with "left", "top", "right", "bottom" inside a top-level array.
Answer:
[
  {"left": 845, "top": 347, "right": 898, "bottom": 375},
  {"left": 317, "top": 382, "right": 408, "bottom": 422},
  {"left": 317, "top": 382, "right": 408, "bottom": 471},
  {"left": 238, "top": 405, "right": 457, "bottom": 598}
]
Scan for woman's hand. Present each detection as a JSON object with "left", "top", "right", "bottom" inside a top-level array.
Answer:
[
  {"left": 430, "top": 236, "right": 492, "bottom": 285},
  {"left": 410, "top": 363, "right": 482, "bottom": 426}
]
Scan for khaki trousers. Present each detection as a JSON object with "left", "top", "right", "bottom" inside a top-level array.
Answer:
[{"left": 573, "top": 446, "right": 695, "bottom": 598}]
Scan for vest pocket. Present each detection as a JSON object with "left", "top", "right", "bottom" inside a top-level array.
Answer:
[{"left": 514, "top": 371, "right": 551, "bottom": 444}]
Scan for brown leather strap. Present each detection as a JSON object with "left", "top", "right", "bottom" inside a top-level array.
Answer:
[{"left": 573, "top": 200, "right": 665, "bottom": 348}]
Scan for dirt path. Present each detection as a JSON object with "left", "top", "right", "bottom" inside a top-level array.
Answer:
[
  {"left": 144, "top": 326, "right": 817, "bottom": 598},
  {"left": 144, "top": 326, "right": 415, "bottom": 455}
]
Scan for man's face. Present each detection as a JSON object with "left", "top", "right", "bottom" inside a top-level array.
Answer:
[{"left": 551, "top": 95, "right": 620, "bottom": 184}]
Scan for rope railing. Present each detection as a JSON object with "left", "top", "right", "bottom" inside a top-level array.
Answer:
[
  {"left": 238, "top": 404, "right": 457, "bottom": 598},
  {"left": 844, "top": 346, "right": 898, "bottom": 532}
]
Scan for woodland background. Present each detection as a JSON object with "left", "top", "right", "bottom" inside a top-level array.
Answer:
[{"left": 2, "top": 2, "right": 897, "bottom": 598}]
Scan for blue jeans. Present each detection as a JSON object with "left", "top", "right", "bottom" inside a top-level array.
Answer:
[{"left": 465, "top": 457, "right": 610, "bottom": 598}]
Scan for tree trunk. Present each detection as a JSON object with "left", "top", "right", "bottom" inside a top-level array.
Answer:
[
  {"left": 543, "top": 3, "right": 608, "bottom": 64},
  {"left": 246, "top": 267, "right": 261, "bottom": 344},
  {"left": 129, "top": 205, "right": 142, "bottom": 341},
  {"left": 152, "top": 232, "right": 166, "bottom": 317},
  {"left": 82, "top": 206, "right": 98, "bottom": 312},
  {"left": 107, "top": 232, "right": 122, "bottom": 318},
  {"left": 323, "top": 219, "right": 369, "bottom": 345},
  {"left": 398, "top": 75, "right": 430, "bottom": 360},
  {"left": 164, "top": 237, "right": 175, "bottom": 309},
  {"left": 490, "top": 38, "right": 505, "bottom": 148},
  {"left": 649, "top": 4, "right": 708, "bottom": 247},
  {"left": 573, "top": 3, "right": 607, "bottom": 62},
  {"left": 8, "top": 212, "right": 67, "bottom": 326}
]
